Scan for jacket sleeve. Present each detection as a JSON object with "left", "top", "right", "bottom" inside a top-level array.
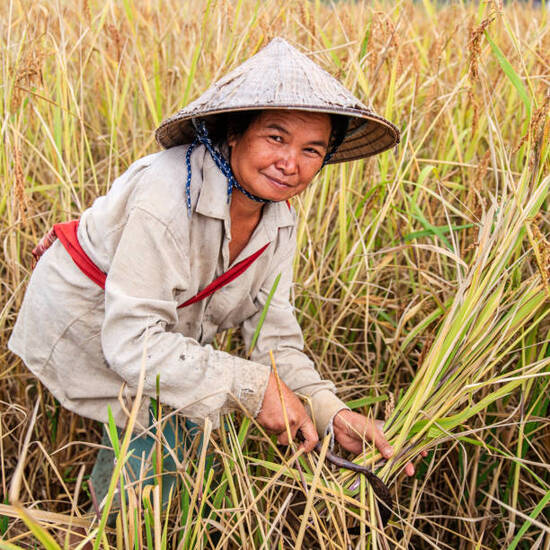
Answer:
[
  {"left": 101, "top": 206, "right": 271, "bottom": 427},
  {"left": 240, "top": 225, "right": 350, "bottom": 437}
]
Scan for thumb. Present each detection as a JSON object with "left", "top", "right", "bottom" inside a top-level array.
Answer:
[{"left": 371, "top": 419, "right": 394, "bottom": 459}]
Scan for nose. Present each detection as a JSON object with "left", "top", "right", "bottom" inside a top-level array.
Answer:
[{"left": 275, "top": 147, "right": 298, "bottom": 175}]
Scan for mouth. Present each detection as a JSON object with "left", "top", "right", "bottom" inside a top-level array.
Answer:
[{"left": 263, "top": 173, "right": 292, "bottom": 189}]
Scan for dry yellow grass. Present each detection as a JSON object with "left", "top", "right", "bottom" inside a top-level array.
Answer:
[{"left": 1, "top": 0, "right": 549, "bottom": 548}]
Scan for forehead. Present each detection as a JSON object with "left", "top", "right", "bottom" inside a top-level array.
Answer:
[{"left": 252, "top": 109, "right": 331, "bottom": 136}]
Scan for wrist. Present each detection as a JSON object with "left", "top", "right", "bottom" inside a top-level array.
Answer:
[
  {"left": 332, "top": 408, "right": 353, "bottom": 432},
  {"left": 306, "top": 391, "right": 349, "bottom": 438}
]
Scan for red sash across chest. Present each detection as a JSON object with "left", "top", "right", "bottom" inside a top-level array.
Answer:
[{"left": 32, "top": 219, "right": 269, "bottom": 309}]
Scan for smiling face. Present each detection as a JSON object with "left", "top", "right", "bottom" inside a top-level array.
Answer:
[{"left": 227, "top": 110, "right": 332, "bottom": 202}]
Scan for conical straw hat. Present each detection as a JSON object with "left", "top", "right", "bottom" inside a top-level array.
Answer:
[{"left": 155, "top": 38, "right": 400, "bottom": 163}]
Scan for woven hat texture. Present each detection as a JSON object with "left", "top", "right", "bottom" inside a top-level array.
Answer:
[{"left": 155, "top": 38, "right": 400, "bottom": 163}]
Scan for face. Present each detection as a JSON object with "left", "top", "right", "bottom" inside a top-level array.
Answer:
[{"left": 227, "top": 110, "right": 332, "bottom": 202}]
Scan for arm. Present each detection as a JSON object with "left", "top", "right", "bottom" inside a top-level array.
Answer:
[
  {"left": 240, "top": 226, "right": 425, "bottom": 470},
  {"left": 240, "top": 225, "right": 350, "bottom": 437},
  {"left": 101, "top": 207, "right": 271, "bottom": 427}
]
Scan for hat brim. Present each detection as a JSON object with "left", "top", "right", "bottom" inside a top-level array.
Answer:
[{"left": 155, "top": 105, "right": 399, "bottom": 164}]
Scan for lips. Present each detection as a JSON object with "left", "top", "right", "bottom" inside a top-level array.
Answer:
[{"left": 263, "top": 173, "right": 292, "bottom": 189}]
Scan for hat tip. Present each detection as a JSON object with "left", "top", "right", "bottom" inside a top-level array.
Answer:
[{"left": 266, "top": 36, "right": 293, "bottom": 49}]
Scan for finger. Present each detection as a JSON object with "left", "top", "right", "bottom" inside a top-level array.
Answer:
[
  {"left": 297, "top": 418, "right": 318, "bottom": 453},
  {"left": 343, "top": 440, "right": 363, "bottom": 455},
  {"left": 369, "top": 420, "right": 393, "bottom": 459},
  {"left": 277, "top": 431, "right": 290, "bottom": 446},
  {"left": 421, "top": 450, "right": 428, "bottom": 458},
  {"left": 405, "top": 461, "right": 415, "bottom": 477}
]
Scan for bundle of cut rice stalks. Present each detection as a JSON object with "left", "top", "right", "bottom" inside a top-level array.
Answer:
[{"left": 332, "top": 169, "right": 550, "bottom": 541}]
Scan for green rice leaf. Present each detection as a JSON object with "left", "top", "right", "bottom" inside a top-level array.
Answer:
[
  {"left": 403, "top": 223, "right": 474, "bottom": 242},
  {"left": 485, "top": 32, "right": 531, "bottom": 118},
  {"left": 507, "top": 488, "right": 550, "bottom": 549},
  {"left": 345, "top": 395, "right": 387, "bottom": 410},
  {"left": 247, "top": 273, "right": 281, "bottom": 357},
  {"left": 14, "top": 507, "right": 61, "bottom": 550}
]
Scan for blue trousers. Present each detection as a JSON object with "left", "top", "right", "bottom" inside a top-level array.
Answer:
[{"left": 89, "top": 413, "right": 201, "bottom": 522}]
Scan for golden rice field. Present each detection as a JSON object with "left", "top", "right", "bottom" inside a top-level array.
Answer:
[{"left": 1, "top": 0, "right": 549, "bottom": 548}]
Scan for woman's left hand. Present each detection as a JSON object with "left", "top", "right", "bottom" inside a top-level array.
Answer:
[{"left": 333, "top": 409, "right": 424, "bottom": 477}]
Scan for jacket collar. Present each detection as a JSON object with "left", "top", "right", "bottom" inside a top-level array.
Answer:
[{"left": 194, "top": 145, "right": 295, "bottom": 240}]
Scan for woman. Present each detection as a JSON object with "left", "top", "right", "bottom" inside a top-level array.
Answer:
[{"left": 9, "top": 38, "right": 413, "bottom": 516}]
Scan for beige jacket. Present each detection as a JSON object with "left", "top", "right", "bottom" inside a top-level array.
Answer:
[{"left": 8, "top": 144, "right": 348, "bottom": 434}]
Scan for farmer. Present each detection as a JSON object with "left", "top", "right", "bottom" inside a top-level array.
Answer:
[{"left": 9, "top": 38, "right": 415, "bottom": 517}]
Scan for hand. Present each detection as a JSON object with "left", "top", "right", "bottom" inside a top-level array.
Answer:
[
  {"left": 256, "top": 372, "right": 319, "bottom": 452},
  {"left": 333, "top": 410, "right": 426, "bottom": 476}
]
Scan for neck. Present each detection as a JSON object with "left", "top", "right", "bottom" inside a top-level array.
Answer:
[{"left": 230, "top": 187, "right": 264, "bottom": 222}]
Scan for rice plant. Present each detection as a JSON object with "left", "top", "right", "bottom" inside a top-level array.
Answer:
[{"left": 1, "top": 0, "right": 549, "bottom": 548}]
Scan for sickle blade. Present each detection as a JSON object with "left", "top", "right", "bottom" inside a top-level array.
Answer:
[
  {"left": 362, "top": 470, "right": 393, "bottom": 526},
  {"left": 320, "top": 445, "right": 394, "bottom": 527}
]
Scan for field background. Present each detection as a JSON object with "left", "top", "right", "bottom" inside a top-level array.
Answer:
[{"left": 1, "top": 0, "right": 549, "bottom": 548}]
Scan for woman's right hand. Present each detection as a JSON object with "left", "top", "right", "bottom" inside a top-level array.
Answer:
[{"left": 256, "top": 372, "right": 319, "bottom": 452}]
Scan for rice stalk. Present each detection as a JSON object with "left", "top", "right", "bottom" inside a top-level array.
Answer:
[{"left": 1, "top": 0, "right": 549, "bottom": 547}]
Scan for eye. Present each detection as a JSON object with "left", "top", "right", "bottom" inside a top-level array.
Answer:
[
  {"left": 304, "top": 147, "right": 323, "bottom": 157},
  {"left": 268, "top": 134, "right": 283, "bottom": 143}
]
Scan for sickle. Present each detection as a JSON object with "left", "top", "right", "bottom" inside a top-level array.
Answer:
[{"left": 314, "top": 442, "right": 394, "bottom": 527}]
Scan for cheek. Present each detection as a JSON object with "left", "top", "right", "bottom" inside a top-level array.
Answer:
[
  {"left": 238, "top": 139, "right": 269, "bottom": 167},
  {"left": 248, "top": 148, "right": 277, "bottom": 173},
  {"left": 290, "top": 181, "right": 314, "bottom": 199},
  {"left": 301, "top": 159, "right": 323, "bottom": 181},
  {"left": 292, "top": 174, "right": 319, "bottom": 196},
  {"left": 232, "top": 142, "right": 258, "bottom": 177}
]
